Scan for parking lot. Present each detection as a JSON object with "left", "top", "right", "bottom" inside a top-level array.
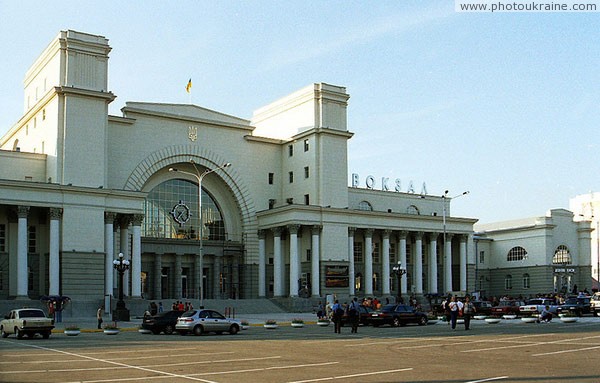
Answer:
[{"left": 1, "top": 318, "right": 600, "bottom": 383}]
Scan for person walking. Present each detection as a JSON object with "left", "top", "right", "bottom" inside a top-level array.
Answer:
[
  {"left": 463, "top": 296, "right": 475, "bottom": 330},
  {"left": 97, "top": 306, "right": 104, "bottom": 329},
  {"left": 448, "top": 295, "right": 463, "bottom": 330},
  {"left": 331, "top": 300, "right": 343, "bottom": 334},
  {"left": 348, "top": 297, "right": 360, "bottom": 333}
]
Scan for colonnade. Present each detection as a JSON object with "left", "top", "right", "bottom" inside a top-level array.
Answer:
[{"left": 258, "top": 224, "right": 469, "bottom": 298}]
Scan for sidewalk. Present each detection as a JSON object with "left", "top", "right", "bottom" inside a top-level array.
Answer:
[{"left": 51, "top": 312, "right": 320, "bottom": 333}]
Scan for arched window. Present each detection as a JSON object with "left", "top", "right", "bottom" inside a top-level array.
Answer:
[
  {"left": 505, "top": 274, "right": 512, "bottom": 290},
  {"left": 507, "top": 246, "right": 527, "bottom": 262},
  {"left": 143, "top": 179, "right": 226, "bottom": 240},
  {"left": 552, "top": 245, "right": 571, "bottom": 265},
  {"left": 523, "top": 273, "right": 530, "bottom": 289},
  {"left": 406, "top": 205, "right": 420, "bottom": 215},
  {"left": 358, "top": 201, "right": 373, "bottom": 211}
]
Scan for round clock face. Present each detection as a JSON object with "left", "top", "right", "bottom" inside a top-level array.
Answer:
[{"left": 171, "top": 200, "right": 191, "bottom": 225}]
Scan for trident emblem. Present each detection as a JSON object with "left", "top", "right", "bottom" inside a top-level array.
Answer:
[{"left": 188, "top": 126, "right": 198, "bottom": 142}]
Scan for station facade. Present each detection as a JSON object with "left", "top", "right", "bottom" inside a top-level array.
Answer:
[{"left": 0, "top": 30, "right": 479, "bottom": 305}]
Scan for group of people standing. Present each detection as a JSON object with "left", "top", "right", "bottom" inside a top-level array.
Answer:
[{"left": 317, "top": 297, "right": 362, "bottom": 334}]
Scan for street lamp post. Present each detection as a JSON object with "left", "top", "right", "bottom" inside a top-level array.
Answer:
[
  {"left": 169, "top": 160, "right": 231, "bottom": 308},
  {"left": 442, "top": 190, "right": 469, "bottom": 294},
  {"left": 112, "top": 252, "right": 130, "bottom": 321},
  {"left": 392, "top": 261, "right": 407, "bottom": 304}
]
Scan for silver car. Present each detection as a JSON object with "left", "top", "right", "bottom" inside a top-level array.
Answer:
[{"left": 175, "top": 309, "right": 241, "bottom": 336}]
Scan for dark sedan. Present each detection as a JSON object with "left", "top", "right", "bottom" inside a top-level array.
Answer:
[
  {"left": 141, "top": 310, "right": 184, "bottom": 335},
  {"left": 368, "top": 304, "right": 428, "bottom": 327},
  {"left": 341, "top": 305, "right": 374, "bottom": 326},
  {"left": 557, "top": 297, "right": 591, "bottom": 317}
]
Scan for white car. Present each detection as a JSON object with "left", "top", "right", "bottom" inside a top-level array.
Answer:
[
  {"left": 1, "top": 308, "right": 54, "bottom": 339},
  {"left": 176, "top": 309, "right": 241, "bottom": 336}
]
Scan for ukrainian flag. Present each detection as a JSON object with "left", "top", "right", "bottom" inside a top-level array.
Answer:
[{"left": 186, "top": 78, "right": 192, "bottom": 93}]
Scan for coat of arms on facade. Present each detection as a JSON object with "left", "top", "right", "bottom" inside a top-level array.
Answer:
[{"left": 188, "top": 126, "right": 198, "bottom": 142}]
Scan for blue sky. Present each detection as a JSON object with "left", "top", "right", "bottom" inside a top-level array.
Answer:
[{"left": 1, "top": 1, "right": 599, "bottom": 224}]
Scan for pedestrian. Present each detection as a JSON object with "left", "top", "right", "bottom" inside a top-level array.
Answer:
[
  {"left": 448, "top": 296, "right": 463, "bottom": 330},
  {"left": 150, "top": 301, "right": 158, "bottom": 315},
  {"left": 463, "top": 296, "right": 475, "bottom": 330},
  {"left": 348, "top": 297, "right": 360, "bottom": 333},
  {"left": 331, "top": 300, "right": 343, "bottom": 334},
  {"left": 538, "top": 305, "right": 553, "bottom": 323},
  {"left": 97, "top": 306, "right": 104, "bottom": 329},
  {"left": 158, "top": 302, "right": 163, "bottom": 313},
  {"left": 316, "top": 301, "right": 325, "bottom": 320}
]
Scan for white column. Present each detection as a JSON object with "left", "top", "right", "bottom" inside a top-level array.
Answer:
[
  {"left": 398, "top": 231, "right": 408, "bottom": 296},
  {"left": 119, "top": 216, "right": 131, "bottom": 296},
  {"left": 131, "top": 214, "right": 143, "bottom": 298},
  {"left": 258, "top": 230, "right": 266, "bottom": 297},
  {"left": 311, "top": 226, "right": 321, "bottom": 297},
  {"left": 104, "top": 212, "right": 116, "bottom": 296},
  {"left": 273, "top": 227, "right": 283, "bottom": 297},
  {"left": 382, "top": 230, "right": 391, "bottom": 295},
  {"left": 49, "top": 208, "right": 62, "bottom": 296},
  {"left": 288, "top": 225, "right": 300, "bottom": 297},
  {"left": 429, "top": 233, "right": 438, "bottom": 295},
  {"left": 364, "top": 229, "right": 374, "bottom": 295},
  {"left": 347, "top": 227, "right": 355, "bottom": 296},
  {"left": 17, "top": 206, "right": 29, "bottom": 298},
  {"left": 414, "top": 232, "right": 423, "bottom": 294},
  {"left": 460, "top": 235, "right": 468, "bottom": 292},
  {"left": 445, "top": 233, "right": 454, "bottom": 293}
]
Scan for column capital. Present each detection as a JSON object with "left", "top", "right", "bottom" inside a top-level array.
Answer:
[
  {"left": 311, "top": 225, "right": 322, "bottom": 235},
  {"left": 382, "top": 229, "right": 391, "bottom": 239},
  {"left": 397, "top": 230, "right": 408, "bottom": 240},
  {"left": 258, "top": 229, "right": 266, "bottom": 239},
  {"left": 428, "top": 232, "right": 439, "bottom": 241},
  {"left": 460, "top": 234, "right": 468, "bottom": 243},
  {"left": 287, "top": 224, "right": 300, "bottom": 236},
  {"left": 17, "top": 205, "right": 30, "bottom": 218},
  {"left": 348, "top": 226, "right": 356, "bottom": 236},
  {"left": 132, "top": 214, "right": 144, "bottom": 226},
  {"left": 117, "top": 214, "right": 132, "bottom": 228},
  {"left": 414, "top": 231, "right": 424, "bottom": 240},
  {"left": 104, "top": 212, "right": 117, "bottom": 224},
  {"left": 445, "top": 233, "right": 454, "bottom": 241},
  {"left": 272, "top": 226, "right": 283, "bottom": 236},
  {"left": 364, "top": 228, "right": 374, "bottom": 238},
  {"left": 49, "top": 207, "right": 63, "bottom": 220}
]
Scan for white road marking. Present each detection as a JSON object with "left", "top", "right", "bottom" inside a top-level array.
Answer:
[
  {"left": 533, "top": 345, "right": 600, "bottom": 356},
  {"left": 465, "top": 376, "right": 508, "bottom": 383},
  {"left": 286, "top": 368, "right": 413, "bottom": 383},
  {"left": 461, "top": 334, "right": 600, "bottom": 353},
  {"left": 0, "top": 351, "right": 235, "bottom": 364}
]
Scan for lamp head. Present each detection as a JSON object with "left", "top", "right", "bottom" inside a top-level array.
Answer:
[{"left": 119, "top": 252, "right": 124, "bottom": 259}]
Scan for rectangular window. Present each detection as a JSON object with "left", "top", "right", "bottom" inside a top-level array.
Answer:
[
  {"left": 268, "top": 172, "right": 274, "bottom": 184},
  {"left": 304, "top": 194, "right": 310, "bottom": 205},
  {"left": 288, "top": 144, "right": 294, "bottom": 157},
  {"left": 304, "top": 139, "right": 309, "bottom": 152},
  {"left": 479, "top": 250, "right": 485, "bottom": 264},
  {"left": 289, "top": 171, "right": 294, "bottom": 183},
  {"left": 304, "top": 166, "right": 309, "bottom": 178},
  {"left": 372, "top": 242, "right": 380, "bottom": 263},
  {"left": 389, "top": 242, "right": 396, "bottom": 264},
  {"left": 354, "top": 242, "right": 363, "bottom": 263},
  {"left": 306, "top": 249, "right": 312, "bottom": 262},
  {"left": 0, "top": 224, "right": 5, "bottom": 252},
  {"left": 28, "top": 226, "right": 37, "bottom": 254}
]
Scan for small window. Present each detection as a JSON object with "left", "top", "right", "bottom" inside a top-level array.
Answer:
[
  {"left": 289, "top": 171, "right": 294, "bottom": 183},
  {"left": 523, "top": 273, "right": 530, "bottom": 289},
  {"left": 389, "top": 242, "right": 396, "bottom": 264},
  {"left": 0, "top": 224, "right": 5, "bottom": 252},
  {"left": 28, "top": 226, "right": 37, "bottom": 254},
  {"left": 288, "top": 144, "right": 294, "bottom": 157},
  {"left": 354, "top": 242, "right": 363, "bottom": 263},
  {"left": 505, "top": 275, "right": 512, "bottom": 290},
  {"left": 268, "top": 199, "right": 275, "bottom": 209},
  {"left": 304, "top": 166, "right": 309, "bottom": 178},
  {"left": 479, "top": 250, "right": 485, "bottom": 264},
  {"left": 268, "top": 173, "right": 274, "bottom": 185},
  {"left": 372, "top": 243, "right": 380, "bottom": 263},
  {"left": 304, "top": 139, "right": 309, "bottom": 152},
  {"left": 358, "top": 201, "right": 373, "bottom": 211},
  {"left": 306, "top": 249, "right": 312, "bottom": 262},
  {"left": 304, "top": 194, "right": 310, "bottom": 205}
]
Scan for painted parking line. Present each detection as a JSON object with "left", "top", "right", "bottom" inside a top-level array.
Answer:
[
  {"left": 465, "top": 377, "right": 508, "bottom": 383},
  {"left": 533, "top": 345, "right": 600, "bottom": 356},
  {"left": 461, "top": 334, "right": 600, "bottom": 353},
  {"left": 0, "top": 351, "right": 236, "bottom": 364},
  {"left": 286, "top": 367, "right": 413, "bottom": 383}
]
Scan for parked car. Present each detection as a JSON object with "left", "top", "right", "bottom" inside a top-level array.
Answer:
[
  {"left": 1, "top": 308, "right": 54, "bottom": 339},
  {"left": 472, "top": 301, "right": 493, "bottom": 316},
  {"left": 176, "top": 309, "right": 241, "bottom": 336},
  {"left": 591, "top": 292, "right": 600, "bottom": 316},
  {"left": 340, "top": 305, "right": 374, "bottom": 326},
  {"left": 519, "top": 298, "right": 558, "bottom": 316},
  {"left": 557, "top": 297, "right": 591, "bottom": 317},
  {"left": 491, "top": 300, "right": 526, "bottom": 317},
  {"left": 141, "top": 310, "right": 184, "bottom": 334},
  {"left": 368, "top": 304, "right": 428, "bottom": 327}
]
